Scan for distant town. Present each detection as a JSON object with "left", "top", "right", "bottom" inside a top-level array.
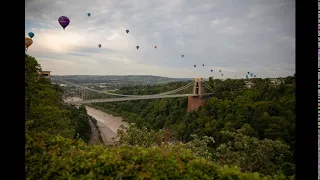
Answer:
[{"left": 39, "top": 70, "right": 292, "bottom": 91}]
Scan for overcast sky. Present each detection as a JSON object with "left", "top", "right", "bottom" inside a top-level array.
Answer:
[{"left": 25, "top": 0, "right": 295, "bottom": 78}]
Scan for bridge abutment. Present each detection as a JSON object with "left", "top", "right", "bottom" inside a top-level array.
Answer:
[{"left": 187, "top": 78, "right": 208, "bottom": 112}]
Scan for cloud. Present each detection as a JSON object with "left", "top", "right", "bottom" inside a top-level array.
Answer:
[{"left": 25, "top": 0, "right": 295, "bottom": 78}]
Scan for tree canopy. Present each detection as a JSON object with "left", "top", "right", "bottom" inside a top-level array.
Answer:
[
  {"left": 91, "top": 75, "right": 296, "bottom": 176},
  {"left": 25, "top": 53, "right": 295, "bottom": 179}
]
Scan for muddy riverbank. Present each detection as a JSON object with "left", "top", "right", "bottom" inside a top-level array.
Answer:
[{"left": 85, "top": 106, "right": 129, "bottom": 145}]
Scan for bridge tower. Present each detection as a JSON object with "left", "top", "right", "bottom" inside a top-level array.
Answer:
[{"left": 187, "top": 78, "right": 208, "bottom": 112}]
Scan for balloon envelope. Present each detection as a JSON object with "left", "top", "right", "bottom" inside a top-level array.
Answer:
[
  {"left": 250, "top": 73, "right": 253, "bottom": 76},
  {"left": 136, "top": 46, "right": 139, "bottom": 49},
  {"left": 211, "top": 69, "right": 213, "bottom": 72},
  {"left": 155, "top": 46, "right": 157, "bottom": 49},
  {"left": 126, "top": 30, "right": 129, "bottom": 33},
  {"left": 98, "top": 44, "right": 101, "bottom": 48},
  {"left": 28, "top": 32, "right": 34, "bottom": 38},
  {"left": 25, "top": 37, "right": 33, "bottom": 48},
  {"left": 87, "top": 13, "right": 91, "bottom": 17},
  {"left": 181, "top": 55, "right": 184, "bottom": 58},
  {"left": 58, "top": 16, "right": 70, "bottom": 30}
]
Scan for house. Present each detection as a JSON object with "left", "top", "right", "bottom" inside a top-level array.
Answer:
[
  {"left": 244, "top": 81, "right": 254, "bottom": 88},
  {"left": 269, "top": 78, "right": 282, "bottom": 86},
  {"left": 40, "top": 71, "right": 51, "bottom": 79}
]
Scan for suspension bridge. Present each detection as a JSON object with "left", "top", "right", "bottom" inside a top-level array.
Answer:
[{"left": 55, "top": 78, "right": 214, "bottom": 110}]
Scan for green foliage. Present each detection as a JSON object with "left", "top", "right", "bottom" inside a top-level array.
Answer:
[
  {"left": 66, "top": 105, "right": 91, "bottom": 143},
  {"left": 115, "top": 124, "right": 294, "bottom": 177},
  {"left": 213, "top": 131, "right": 295, "bottom": 176},
  {"left": 25, "top": 53, "right": 295, "bottom": 179},
  {"left": 115, "top": 124, "right": 165, "bottom": 147},
  {"left": 91, "top": 77, "right": 295, "bottom": 176},
  {"left": 25, "top": 54, "right": 91, "bottom": 141},
  {"left": 26, "top": 132, "right": 288, "bottom": 180},
  {"left": 184, "top": 134, "right": 215, "bottom": 159}
]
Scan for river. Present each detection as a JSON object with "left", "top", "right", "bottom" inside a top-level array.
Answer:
[{"left": 85, "top": 106, "right": 129, "bottom": 145}]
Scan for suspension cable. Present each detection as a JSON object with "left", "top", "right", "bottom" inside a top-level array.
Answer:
[{"left": 55, "top": 78, "right": 194, "bottom": 97}]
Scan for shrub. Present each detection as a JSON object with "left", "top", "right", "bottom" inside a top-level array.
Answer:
[{"left": 26, "top": 132, "right": 290, "bottom": 180}]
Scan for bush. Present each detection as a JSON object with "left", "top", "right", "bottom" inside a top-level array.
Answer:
[{"left": 26, "top": 132, "right": 289, "bottom": 180}]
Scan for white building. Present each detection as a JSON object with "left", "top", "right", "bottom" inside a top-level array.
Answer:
[
  {"left": 269, "top": 78, "right": 283, "bottom": 86},
  {"left": 244, "top": 81, "right": 254, "bottom": 88}
]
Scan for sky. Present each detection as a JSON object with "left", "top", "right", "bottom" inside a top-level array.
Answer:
[{"left": 25, "top": 0, "right": 295, "bottom": 78}]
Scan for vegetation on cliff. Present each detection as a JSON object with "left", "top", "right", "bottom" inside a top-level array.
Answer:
[
  {"left": 25, "top": 53, "right": 294, "bottom": 179},
  {"left": 91, "top": 75, "right": 296, "bottom": 177}
]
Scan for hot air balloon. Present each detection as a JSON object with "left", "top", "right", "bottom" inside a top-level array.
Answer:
[
  {"left": 194, "top": 65, "right": 196, "bottom": 67},
  {"left": 221, "top": 74, "right": 224, "bottom": 76},
  {"left": 181, "top": 55, "right": 184, "bottom": 58},
  {"left": 126, "top": 30, "right": 129, "bottom": 33},
  {"left": 136, "top": 46, "right": 139, "bottom": 50},
  {"left": 250, "top": 73, "right": 253, "bottom": 77},
  {"left": 25, "top": 37, "right": 33, "bottom": 48},
  {"left": 58, "top": 16, "right": 70, "bottom": 30},
  {"left": 247, "top": 72, "right": 250, "bottom": 74},
  {"left": 87, "top": 13, "right": 91, "bottom": 17},
  {"left": 155, "top": 46, "right": 157, "bottom": 49},
  {"left": 28, "top": 32, "right": 34, "bottom": 38},
  {"left": 211, "top": 69, "right": 213, "bottom": 72},
  {"left": 254, "top": 75, "right": 256, "bottom": 78},
  {"left": 98, "top": 44, "right": 102, "bottom": 48},
  {"left": 219, "top": 70, "right": 221, "bottom": 72},
  {"left": 202, "top": 64, "right": 204, "bottom": 66}
]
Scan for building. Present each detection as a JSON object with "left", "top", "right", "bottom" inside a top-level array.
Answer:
[
  {"left": 60, "top": 84, "right": 68, "bottom": 87},
  {"left": 269, "top": 78, "right": 282, "bottom": 86},
  {"left": 40, "top": 71, "right": 51, "bottom": 79},
  {"left": 244, "top": 81, "right": 254, "bottom": 88}
]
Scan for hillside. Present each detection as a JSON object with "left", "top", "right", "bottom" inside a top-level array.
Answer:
[
  {"left": 90, "top": 76, "right": 296, "bottom": 176},
  {"left": 51, "top": 75, "right": 193, "bottom": 86},
  {"left": 25, "top": 53, "right": 294, "bottom": 179}
]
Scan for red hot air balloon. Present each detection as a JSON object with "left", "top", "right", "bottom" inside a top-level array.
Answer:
[{"left": 58, "top": 16, "right": 70, "bottom": 30}]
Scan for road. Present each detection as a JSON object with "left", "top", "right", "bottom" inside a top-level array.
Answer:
[{"left": 85, "top": 106, "right": 129, "bottom": 145}]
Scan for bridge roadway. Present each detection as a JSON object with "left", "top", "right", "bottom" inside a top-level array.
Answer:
[{"left": 64, "top": 93, "right": 213, "bottom": 104}]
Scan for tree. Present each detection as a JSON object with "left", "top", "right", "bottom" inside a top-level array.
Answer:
[{"left": 213, "top": 131, "right": 295, "bottom": 176}]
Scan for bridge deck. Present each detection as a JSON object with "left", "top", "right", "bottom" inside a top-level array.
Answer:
[{"left": 64, "top": 93, "right": 213, "bottom": 104}]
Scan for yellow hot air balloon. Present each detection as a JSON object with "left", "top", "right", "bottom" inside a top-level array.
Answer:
[{"left": 25, "top": 37, "right": 33, "bottom": 48}]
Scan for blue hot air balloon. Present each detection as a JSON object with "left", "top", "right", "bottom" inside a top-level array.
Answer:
[
  {"left": 254, "top": 75, "right": 256, "bottom": 78},
  {"left": 250, "top": 73, "right": 253, "bottom": 77},
  {"left": 87, "top": 13, "right": 91, "bottom": 17},
  {"left": 28, "top": 32, "right": 34, "bottom": 38}
]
